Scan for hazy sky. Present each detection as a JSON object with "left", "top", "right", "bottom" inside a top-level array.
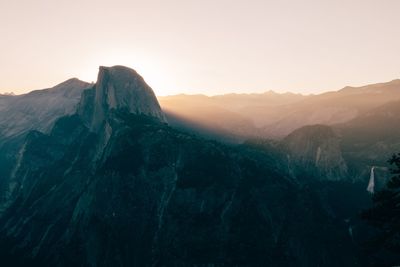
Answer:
[{"left": 1, "top": 0, "right": 399, "bottom": 96}]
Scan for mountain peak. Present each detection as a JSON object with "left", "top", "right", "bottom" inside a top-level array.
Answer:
[
  {"left": 51, "top": 78, "right": 92, "bottom": 92},
  {"left": 98, "top": 65, "right": 140, "bottom": 80},
  {"left": 79, "top": 65, "right": 166, "bottom": 131}
]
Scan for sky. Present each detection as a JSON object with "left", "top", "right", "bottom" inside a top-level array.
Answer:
[{"left": 0, "top": 0, "right": 399, "bottom": 96}]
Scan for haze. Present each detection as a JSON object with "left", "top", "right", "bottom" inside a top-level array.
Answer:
[{"left": 1, "top": 0, "right": 400, "bottom": 96}]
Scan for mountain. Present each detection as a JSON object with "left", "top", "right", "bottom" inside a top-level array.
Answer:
[
  {"left": 0, "top": 78, "right": 92, "bottom": 212},
  {"left": 320, "top": 99, "right": 400, "bottom": 190},
  {"left": 159, "top": 94, "right": 260, "bottom": 141},
  {"left": 78, "top": 66, "right": 166, "bottom": 132},
  {"left": 0, "top": 66, "right": 361, "bottom": 266},
  {"left": 159, "top": 91, "right": 305, "bottom": 140},
  {"left": 263, "top": 79, "right": 400, "bottom": 137},
  {"left": 1, "top": 65, "right": 398, "bottom": 266},
  {"left": 338, "top": 99, "right": 400, "bottom": 164},
  {"left": 283, "top": 125, "right": 348, "bottom": 182},
  {"left": 160, "top": 79, "right": 400, "bottom": 139},
  {"left": 0, "top": 78, "right": 91, "bottom": 141},
  {"left": 160, "top": 80, "right": 400, "bottom": 264},
  {"left": 0, "top": 113, "right": 359, "bottom": 267}
]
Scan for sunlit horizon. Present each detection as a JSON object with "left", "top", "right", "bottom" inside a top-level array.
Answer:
[
  {"left": 1, "top": 0, "right": 400, "bottom": 96},
  {"left": 2, "top": 64, "right": 399, "bottom": 97}
]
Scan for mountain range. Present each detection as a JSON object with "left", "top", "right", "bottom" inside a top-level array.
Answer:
[
  {"left": 0, "top": 66, "right": 398, "bottom": 266},
  {"left": 160, "top": 79, "right": 400, "bottom": 139}
]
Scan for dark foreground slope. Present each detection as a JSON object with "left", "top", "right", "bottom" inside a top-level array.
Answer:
[{"left": 0, "top": 112, "right": 358, "bottom": 267}]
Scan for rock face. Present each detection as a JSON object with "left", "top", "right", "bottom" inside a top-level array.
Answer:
[
  {"left": 0, "top": 78, "right": 91, "bottom": 141},
  {"left": 78, "top": 66, "right": 166, "bottom": 132},
  {"left": 283, "top": 125, "right": 348, "bottom": 181}
]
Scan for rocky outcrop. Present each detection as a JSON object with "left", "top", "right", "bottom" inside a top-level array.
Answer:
[
  {"left": 76, "top": 65, "right": 167, "bottom": 163},
  {"left": 78, "top": 66, "right": 166, "bottom": 132},
  {"left": 283, "top": 125, "right": 348, "bottom": 181}
]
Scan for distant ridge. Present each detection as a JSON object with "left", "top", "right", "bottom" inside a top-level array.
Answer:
[{"left": 160, "top": 78, "right": 400, "bottom": 139}]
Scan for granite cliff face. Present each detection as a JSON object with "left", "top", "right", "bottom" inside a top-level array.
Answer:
[
  {"left": 0, "top": 67, "right": 360, "bottom": 266},
  {"left": 283, "top": 125, "right": 348, "bottom": 181},
  {"left": 78, "top": 65, "right": 166, "bottom": 132}
]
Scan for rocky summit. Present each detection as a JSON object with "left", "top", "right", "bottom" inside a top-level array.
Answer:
[{"left": 78, "top": 65, "right": 166, "bottom": 132}]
